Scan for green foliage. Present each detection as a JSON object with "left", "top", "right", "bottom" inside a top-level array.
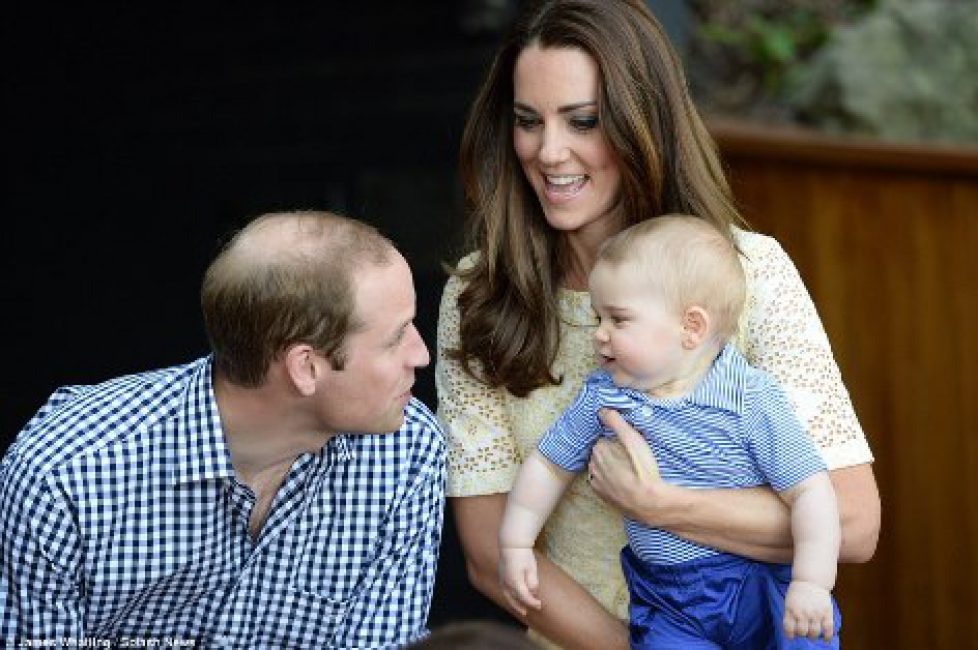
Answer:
[
  {"left": 687, "top": 0, "right": 978, "bottom": 143},
  {"left": 790, "top": 1, "right": 978, "bottom": 142},
  {"left": 688, "top": 1, "right": 874, "bottom": 117},
  {"left": 698, "top": 10, "right": 824, "bottom": 94}
]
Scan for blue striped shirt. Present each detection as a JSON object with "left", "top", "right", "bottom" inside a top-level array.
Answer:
[
  {"left": 538, "top": 344, "right": 826, "bottom": 565},
  {"left": 1, "top": 357, "right": 446, "bottom": 649}
]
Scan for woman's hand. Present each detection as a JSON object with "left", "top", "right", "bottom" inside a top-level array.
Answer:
[
  {"left": 588, "top": 409, "right": 879, "bottom": 565},
  {"left": 589, "top": 407, "right": 793, "bottom": 562},
  {"left": 588, "top": 408, "right": 681, "bottom": 526}
]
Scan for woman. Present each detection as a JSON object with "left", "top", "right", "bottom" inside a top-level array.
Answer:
[{"left": 435, "top": 1, "right": 880, "bottom": 648}]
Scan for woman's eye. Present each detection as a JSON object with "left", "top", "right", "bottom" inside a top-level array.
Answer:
[
  {"left": 514, "top": 114, "right": 540, "bottom": 129},
  {"left": 570, "top": 116, "right": 599, "bottom": 132}
]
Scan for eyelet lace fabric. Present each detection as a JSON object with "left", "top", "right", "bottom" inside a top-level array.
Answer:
[{"left": 435, "top": 229, "right": 873, "bottom": 623}]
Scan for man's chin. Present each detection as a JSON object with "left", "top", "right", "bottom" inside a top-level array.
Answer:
[{"left": 379, "top": 411, "right": 407, "bottom": 434}]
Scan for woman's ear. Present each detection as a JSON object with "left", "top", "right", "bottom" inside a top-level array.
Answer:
[
  {"left": 681, "top": 306, "right": 710, "bottom": 349},
  {"left": 283, "top": 344, "right": 320, "bottom": 396}
]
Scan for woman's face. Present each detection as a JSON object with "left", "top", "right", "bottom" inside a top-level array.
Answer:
[{"left": 512, "top": 44, "right": 622, "bottom": 244}]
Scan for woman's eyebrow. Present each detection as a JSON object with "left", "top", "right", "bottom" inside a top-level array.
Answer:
[{"left": 513, "top": 100, "right": 598, "bottom": 114}]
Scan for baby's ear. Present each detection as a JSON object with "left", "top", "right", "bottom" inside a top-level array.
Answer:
[{"left": 681, "top": 306, "right": 710, "bottom": 349}]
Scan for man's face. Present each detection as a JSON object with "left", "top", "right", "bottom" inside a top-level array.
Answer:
[{"left": 318, "top": 252, "right": 430, "bottom": 434}]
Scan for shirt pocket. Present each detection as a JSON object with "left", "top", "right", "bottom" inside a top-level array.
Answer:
[
  {"left": 257, "top": 588, "right": 350, "bottom": 647},
  {"left": 285, "top": 489, "right": 381, "bottom": 602}
]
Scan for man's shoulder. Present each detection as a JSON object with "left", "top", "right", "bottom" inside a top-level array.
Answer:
[
  {"left": 404, "top": 397, "right": 441, "bottom": 430},
  {"left": 3, "top": 358, "right": 209, "bottom": 481},
  {"left": 401, "top": 398, "right": 447, "bottom": 455},
  {"left": 345, "top": 398, "right": 446, "bottom": 471}
]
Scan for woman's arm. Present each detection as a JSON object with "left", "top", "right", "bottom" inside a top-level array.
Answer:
[
  {"left": 588, "top": 410, "right": 880, "bottom": 564},
  {"left": 453, "top": 494, "right": 629, "bottom": 650}
]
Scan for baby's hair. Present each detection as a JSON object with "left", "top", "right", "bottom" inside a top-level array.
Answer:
[{"left": 596, "top": 214, "right": 746, "bottom": 341}]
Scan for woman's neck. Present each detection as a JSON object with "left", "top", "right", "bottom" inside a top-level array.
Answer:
[
  {"left": 557, "top": 209, "right": 626, "bottom": 290},
  {"left": 559, "top": 240, "right": 595, "bottom": 291},
  {"left": 558, "top": 231, "right": 609, "bottom": 290}
]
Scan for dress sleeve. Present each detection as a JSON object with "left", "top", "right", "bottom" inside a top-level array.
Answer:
[
  {"left": 739, "top": 233, "right": 874, "bottom": 469},
  {"left": 435, "top": 271, "right": 521, "bottom": 497}
]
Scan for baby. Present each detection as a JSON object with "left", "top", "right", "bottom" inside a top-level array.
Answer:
[{"left": 499, "top": 215, "right": 841, "bottom": 648}]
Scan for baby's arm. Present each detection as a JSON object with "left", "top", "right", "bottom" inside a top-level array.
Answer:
[
  {"left": 498, "top": 450, "right": 576, "bottom": 615},
  {"left": 779, "top": 471, "right": 841, "bottom": 641}
]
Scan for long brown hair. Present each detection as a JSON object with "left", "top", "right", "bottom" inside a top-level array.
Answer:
[{"left": 451, "top": 0, "right": 742, "bottom": 397}]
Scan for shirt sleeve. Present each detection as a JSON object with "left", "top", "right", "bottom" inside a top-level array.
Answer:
[
  {"left": 1, "top": 456, "right": 86, "bottom": 642},
  {"left": 329, "top": 411, "right": 446, "bottom": 649},
  {"left": 741, "top": 372, "right": 829, "bottom": 492},
  {"left": 537, "top": 377, "right": 605, "bottom": 473},
  {"left": 435, "top": 268, "right": 521, "bottom": 496},
  {"left": 738, "top": 232, "right": 874, "bottom": 469}
]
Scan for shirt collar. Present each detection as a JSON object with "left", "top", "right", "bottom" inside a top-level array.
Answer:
[
  {"left": 682, "top": 343, "right": 747, "bottom": 414},
  {"left": 619, "top": 343, "right": 747, "bottom": 415},
  {"left": 171, "top": 356, "right": 237, "bottom": 485}
]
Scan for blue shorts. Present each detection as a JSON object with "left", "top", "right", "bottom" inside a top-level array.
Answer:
[{"left": 620, "top": 546, "right": 841, "bottom": 649}]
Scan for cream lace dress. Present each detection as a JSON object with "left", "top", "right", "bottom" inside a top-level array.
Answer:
[{"left": 435, "top": 229, "right": 874, "bottom": 634}]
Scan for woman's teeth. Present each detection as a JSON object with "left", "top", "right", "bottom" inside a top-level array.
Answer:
[
  {"left": 547, "top": 174, "right": 586, "bottom": 186},
  {"left": 544, "top": 174, "right": 588, "bottom": 197}
]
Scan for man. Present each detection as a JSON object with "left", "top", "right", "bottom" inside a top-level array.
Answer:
[{"left": 1, "top": 211, "right": 445, "bottom": 648}]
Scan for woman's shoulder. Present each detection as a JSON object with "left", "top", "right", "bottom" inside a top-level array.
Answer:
[
  {"left": 733, "top": 227, "right": 781, "bottom": 255},
  {"left": 440, "top": 252, "right": 479, "bottom": 301},
  {"left": 443, "top": 251, "right": 480, "bottom": 290},
  {"left": 455, "top": 250, "right": 481, "bottom": 271},
  {"left": 732, "top": 227, "right": 794, "bottom": 272}
]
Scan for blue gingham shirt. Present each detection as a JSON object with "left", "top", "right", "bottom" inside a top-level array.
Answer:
[
  {"left": 538, "top": 344, "right": 826, "bottom": 565},
  {"left": 1, "top": 357, "right": 446, "bottom": 649}
]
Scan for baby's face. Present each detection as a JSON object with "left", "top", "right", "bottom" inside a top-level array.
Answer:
[{"left": 589, "top": 262, "right": 686, "bottom": 394}]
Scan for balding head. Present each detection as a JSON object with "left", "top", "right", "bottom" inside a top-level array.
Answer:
[{"left": 202, "top": 211, "right": 396, "bottom": 387}]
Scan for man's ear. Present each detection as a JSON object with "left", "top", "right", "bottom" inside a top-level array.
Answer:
[
  {"left": 283, "top": 344, "right": 320, "bottom": 397},
  {"left": 681, "top": 306, "right": 710, "bottom": 349}
]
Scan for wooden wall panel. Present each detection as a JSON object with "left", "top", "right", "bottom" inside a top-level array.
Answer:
[{"left": 712, "top": 121, "right": 978, "bottom": 649}]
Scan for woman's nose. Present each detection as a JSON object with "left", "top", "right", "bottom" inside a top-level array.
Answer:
[{"left": 538, "top": 124, "right": 569, "bottom": 166}]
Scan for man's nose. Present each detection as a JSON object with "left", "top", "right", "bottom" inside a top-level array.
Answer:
[{"left": 408, "top": 324, "right": 430, "bottom": 368}]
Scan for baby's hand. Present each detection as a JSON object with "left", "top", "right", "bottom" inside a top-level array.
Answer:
[
  {"left": 499, "top": 546, "right": 541, "bottom": 616},
  {"left": 784, "top": 579, "right": 835, "bottom": 641}
]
